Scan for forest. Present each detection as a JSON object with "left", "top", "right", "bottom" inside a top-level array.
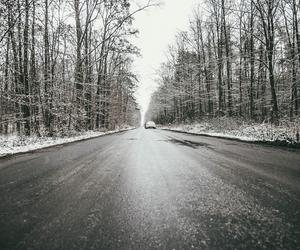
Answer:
[
  {"left": 0, "top": 0, "right": 152, "bottom": 137},
  {"left": 146, "top": 0, "right": 300, "bottom": 133}
]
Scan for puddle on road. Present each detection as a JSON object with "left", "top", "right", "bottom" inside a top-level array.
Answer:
[{"left": 167, "top": 138, "right": 213, "bottom": 149}]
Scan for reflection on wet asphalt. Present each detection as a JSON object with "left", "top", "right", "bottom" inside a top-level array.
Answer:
[{"left": 0, "top": 128, "right": 300, "bottom": 249}]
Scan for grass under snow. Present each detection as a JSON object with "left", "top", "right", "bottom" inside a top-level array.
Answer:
[
  {"left": 161, "top": 117, "right": 300, "bottom": 147},
  {"left": 0, "top": 126, "right": 134, "bottom": 157}
]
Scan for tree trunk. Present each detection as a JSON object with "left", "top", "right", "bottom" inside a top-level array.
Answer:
[{"left": 22, "top": 0, "right": 30, "bottom": 136}]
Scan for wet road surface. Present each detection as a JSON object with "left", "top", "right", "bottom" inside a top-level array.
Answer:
[{"left": 0, "top": 128, "right": 300, "bottom": 249}]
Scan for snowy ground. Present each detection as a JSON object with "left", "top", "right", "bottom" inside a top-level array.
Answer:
[
  {"left": 160, "top": 118, "right": 300, "bottom": 146},
  {"left": 0, "top": 126, "right": 135, "bottom": 158}
]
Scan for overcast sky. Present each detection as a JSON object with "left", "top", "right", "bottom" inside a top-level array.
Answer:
[{"left": 131, "top": 0, "right": 200, "bottom": 120}]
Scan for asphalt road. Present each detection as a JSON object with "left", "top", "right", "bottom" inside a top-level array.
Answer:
[{"left": 0, "top": 128, "right": 300, "bottom": 250}]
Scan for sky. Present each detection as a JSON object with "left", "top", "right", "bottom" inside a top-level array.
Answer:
[{"left": 131, "top": 0, "right": 200, "bottom": 121}]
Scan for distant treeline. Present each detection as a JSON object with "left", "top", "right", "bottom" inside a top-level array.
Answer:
[
  {"left": 146, "top": 0, "right": 300, "bottom": 125},
  {"left": 0, "top": 0, "right": 152, "bottom": 136}
]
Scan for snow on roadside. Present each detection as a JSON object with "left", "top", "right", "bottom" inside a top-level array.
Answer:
[
  {"left": 160, "top": 118, "right": 300, "bottom": 146},
  {"left": 0, "top": 126, "right": 135, "bottom": 157}
]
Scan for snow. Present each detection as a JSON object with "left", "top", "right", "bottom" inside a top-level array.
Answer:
[
  {"left": 0, "top": 126, "right": 135, "bottom": 158},
  {"left": 160, "top": 118, "right": 300, "bottom": 146}
]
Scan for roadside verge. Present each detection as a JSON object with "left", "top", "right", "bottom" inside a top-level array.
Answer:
[
  {"left": 0, "top": 127, "right": 135, "bottom": 159},
  {"left": 160, "top": 128, "right": 300, "bottom": 149}
]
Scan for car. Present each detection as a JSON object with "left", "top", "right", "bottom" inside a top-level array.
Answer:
[{"left": 144, "top": 121, "right": 156, "bottom": 129}]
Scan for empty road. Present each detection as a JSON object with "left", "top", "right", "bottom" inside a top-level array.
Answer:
[{"left": 0, "top": 128, "right": 300, "bottom": 249}]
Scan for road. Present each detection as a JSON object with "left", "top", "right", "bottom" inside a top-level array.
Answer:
[{"left": 0, "top": 128, "right": 300, "bottom": 250}]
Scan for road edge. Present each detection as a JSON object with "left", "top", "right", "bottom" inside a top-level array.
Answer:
[
  {"left": 0, "top": 128, "right": 136, "bottom": 160},
  {"left": 160, "top": 128, "right": 300, "bottom": 149}
]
